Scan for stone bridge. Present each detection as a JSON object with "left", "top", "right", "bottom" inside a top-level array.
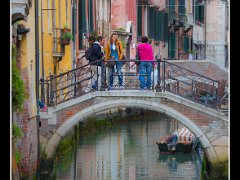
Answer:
[{"left": 40, "top": 90, "right": 228, "bottom": 164}]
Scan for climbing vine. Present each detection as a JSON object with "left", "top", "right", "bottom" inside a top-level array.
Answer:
[
  {"left": 12, "top": 44, "right": 25, "bottom": 112},
  {"left": 12, "top": 123, "right": 23, "bottom": 141}
]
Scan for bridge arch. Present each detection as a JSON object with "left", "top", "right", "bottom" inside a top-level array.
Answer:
[{"left": 45, "top": 99, "right": 217, "bottom": 162}]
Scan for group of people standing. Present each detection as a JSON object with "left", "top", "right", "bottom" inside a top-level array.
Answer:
[{"left": 88, "top": 32, "right": 155, "bottom": 91}]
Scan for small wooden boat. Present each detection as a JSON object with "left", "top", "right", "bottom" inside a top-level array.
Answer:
[{"left": 156, "top": 127, "right": 196, "bottom": 153}]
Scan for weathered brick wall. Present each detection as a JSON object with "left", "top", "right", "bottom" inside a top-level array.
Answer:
[
  {"left": 56, "top": 98, "right": 95, "bottom": 128},
  {"left": 14, "top": 108, "right": 38, "bottom": 179},
  {"left": 170, "top": 61, "right": 228, "bottom": 83},
  {"left": 13, "top": 51, "right": 38, "bottom": 179}
]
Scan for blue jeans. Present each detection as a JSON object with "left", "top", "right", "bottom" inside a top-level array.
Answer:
[
  {"left": 139, "top": 61, "right": 153, "bottom": 89},
  {"left": 168, "top": 134, "right": 178, "bottom": 146},
  {"left": 109, "top": 62, "right": 123, "bottom": 87}
]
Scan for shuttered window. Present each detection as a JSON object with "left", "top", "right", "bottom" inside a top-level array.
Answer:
[
  {"left": 195, "top": 1, "right": 199, "bottom": 21},
  {"left": 155, "top": 11, "right": 162, "bottom": 41},
  {"left": 78, "top": 0, "right": 95, "bottom": 49},
  {"left": 184, "top": 37, "right": 189, "bottom": 52},
  {"left": 169, "top": 0, "right": 175, "bottom": 24},
  {"left": 137, "top": 5, "right": 142, "bottom": 38},
  {"left": 148, "top": 7, "right": 156, "bottom": 39},
  {"left": 162, "top": 12, "right": 168, "bottom": 42},
  {"left": 79, "top": 0, "right": 86, "bottom": 49},
  {"left": 178, "top": 0, "right": 185, "bottom": 21},
  {"left": 194, "top": 0, "right": 205, "bottom": 23},
  {"left": 88, "top": 0, "right": 93, "bottom": 32},
  {"left": 169, "top": 32, "right": 176, "bottom": 58},
  {"left": 199, "top": 5, "right": 205, "bottom": 23}
]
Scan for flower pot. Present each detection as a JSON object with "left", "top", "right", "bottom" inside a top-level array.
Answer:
[
  {"left": 61, "top": 39, "right": 70, "bottom": 45},
  {"left": 63, "top": 28, "right": 71, "bottom": 33}
]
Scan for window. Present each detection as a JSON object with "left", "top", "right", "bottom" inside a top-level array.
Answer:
[
  {"left": 148, "top": 7, "right": 156, "bottom": 39},
  {"left": 178, "top": 0, "right": 185, "bottom": 21},
  {"left": 194, "top": 0, "right": 205, "bottom": 23},
  {"left": 169, "top": 32, "right": 176, "bottom": 58},
  {"left": 78, "top": 0, "right": 94, "bottom": 49},
  {"left": 162, "top": 12, "right": 168, "bottom": 42},
  {"left": 137, "top": 5, "right": 142, "bottom": 38},
  {"left": 184, "top": 36, "right": 189, "bottom": 52}
]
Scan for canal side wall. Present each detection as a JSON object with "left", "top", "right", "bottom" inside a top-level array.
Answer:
[{"left": 13, "top": 110, "right": 38, "bottom": 179}]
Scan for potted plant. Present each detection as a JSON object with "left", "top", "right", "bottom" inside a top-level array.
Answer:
[
  {"left": 61, "top": 31, "right": 73, "bottom": 45},
  {"left": 88, "top": 31, "right": 98, "bottom": 46}
]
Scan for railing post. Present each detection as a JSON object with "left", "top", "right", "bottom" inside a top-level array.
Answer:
[
  {"left": 96, "top": 61, "right": 99, "bottom": 91},
  {"left": 74, "top": 71, "right": 77, "bottom": 97},
  {"left": 163, "top": 61, "right": 166, "bottom": 91},
  {"left": 40, "top": 78, "right": 45, "bottom": 103},
  {"left": 155, "top": 59, "right": 162, "bottom": 92},
  {"left": 49, "top": 75, "right": 54, "bottom": 106},
  {"left": 46, "top": 82, "right": 50, "bottom": 106},
  {"left": 100, "top": 60, "right": 108, "bottom": 91}
]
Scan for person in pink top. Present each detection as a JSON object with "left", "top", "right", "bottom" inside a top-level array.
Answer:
[{"left": 137, "top": 36, "right": 154, "bottom": 89}]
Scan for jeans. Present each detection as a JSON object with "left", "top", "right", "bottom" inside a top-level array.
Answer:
[
  {"left": 109, "top": 62, "right": 123, "bottom": 87},
  {"left": 90, "top": 65, "right": 101, "bottom": 90},
  {"left": 168, "top": 134, "right": 178, "bottom": 146},
  {"left": 139, "top": 61, "right": 153, "bottom": 89}
]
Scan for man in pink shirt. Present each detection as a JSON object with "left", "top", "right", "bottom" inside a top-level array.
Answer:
[{"left": 137, "top": 36, "right": 154, "bottom": 89}]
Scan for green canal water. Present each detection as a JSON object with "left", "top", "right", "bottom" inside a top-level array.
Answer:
[{"left": 52, "top": 112, "right": 203, "bottom": 180}]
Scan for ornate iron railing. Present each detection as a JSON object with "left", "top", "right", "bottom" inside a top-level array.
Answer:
[{"left": 39, "top": 59, "right": 228, "bottom": 112}]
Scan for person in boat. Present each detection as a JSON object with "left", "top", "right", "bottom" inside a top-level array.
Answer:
[{"left": 166, "top": 130, "right": 179, "bottom": 151}]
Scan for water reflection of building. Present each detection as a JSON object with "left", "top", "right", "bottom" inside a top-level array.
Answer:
[{"left": 70, "top": 113, "right": 200, "bottom": 179}]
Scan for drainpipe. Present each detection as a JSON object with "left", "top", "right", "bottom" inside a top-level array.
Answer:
[
  {"left": 41, "top": 0, "right": 44, "bottom": 79},
  {"left": 35, "top": 0, "right": 40, "bottom": 179},
  {"left": 204, "top": 1, "right": 206, "bottom": 59}
]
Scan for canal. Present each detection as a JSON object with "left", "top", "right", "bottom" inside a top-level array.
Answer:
[{"left": 51, "top": 111, "right": 203, "bottom": 180}]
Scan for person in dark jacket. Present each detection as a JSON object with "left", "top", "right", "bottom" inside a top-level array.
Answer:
[{"left": 90, "top": 36, "right": 106, "bottom": 90}]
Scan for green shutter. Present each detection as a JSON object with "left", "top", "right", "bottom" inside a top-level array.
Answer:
[
  {"left": 169, "top": 0, "right": 175, "bottom": 24},
  {"left": 137, "top": 5, "right": 142, "bottom": 38},
  {"left": 195, "top": 1, "right": 199, "bottom": 21},
  {"left": 169, "top": 0, "right": 175, "bottom": 11},
  {"left": 79, "top": 0, "right": 86, "bottom": 49},
  {"left": 149, "top": 7, "right": 155, "bottom": 38},
  {"left": 89, "top": 0, "right": 93, "bottom": 32},
  {"left": 169, "top": 32, "right": 175, "bottom": 58},
  {"left": 178, "top": 0, "right": 185, "bottom": 21},
  {"left": 155, "top": 11, "right": 162, "bottom": 41},
  {"left": 163, "top": 12, "right": 168, "bottom": 42},
  {"left": 199, "top": 5, "right": 205, "bottom": 23},
  {"left": 184, "top": 37, "right": 189, "bottom": 51}
]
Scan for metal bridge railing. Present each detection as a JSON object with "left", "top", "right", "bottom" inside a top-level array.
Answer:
[{"left": 39, "top": 59, "right": 228, "bottom": 112}]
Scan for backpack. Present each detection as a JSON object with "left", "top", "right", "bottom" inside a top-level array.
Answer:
[{"left": 85, "top": 46, "right": 93, "bottom": 61}]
